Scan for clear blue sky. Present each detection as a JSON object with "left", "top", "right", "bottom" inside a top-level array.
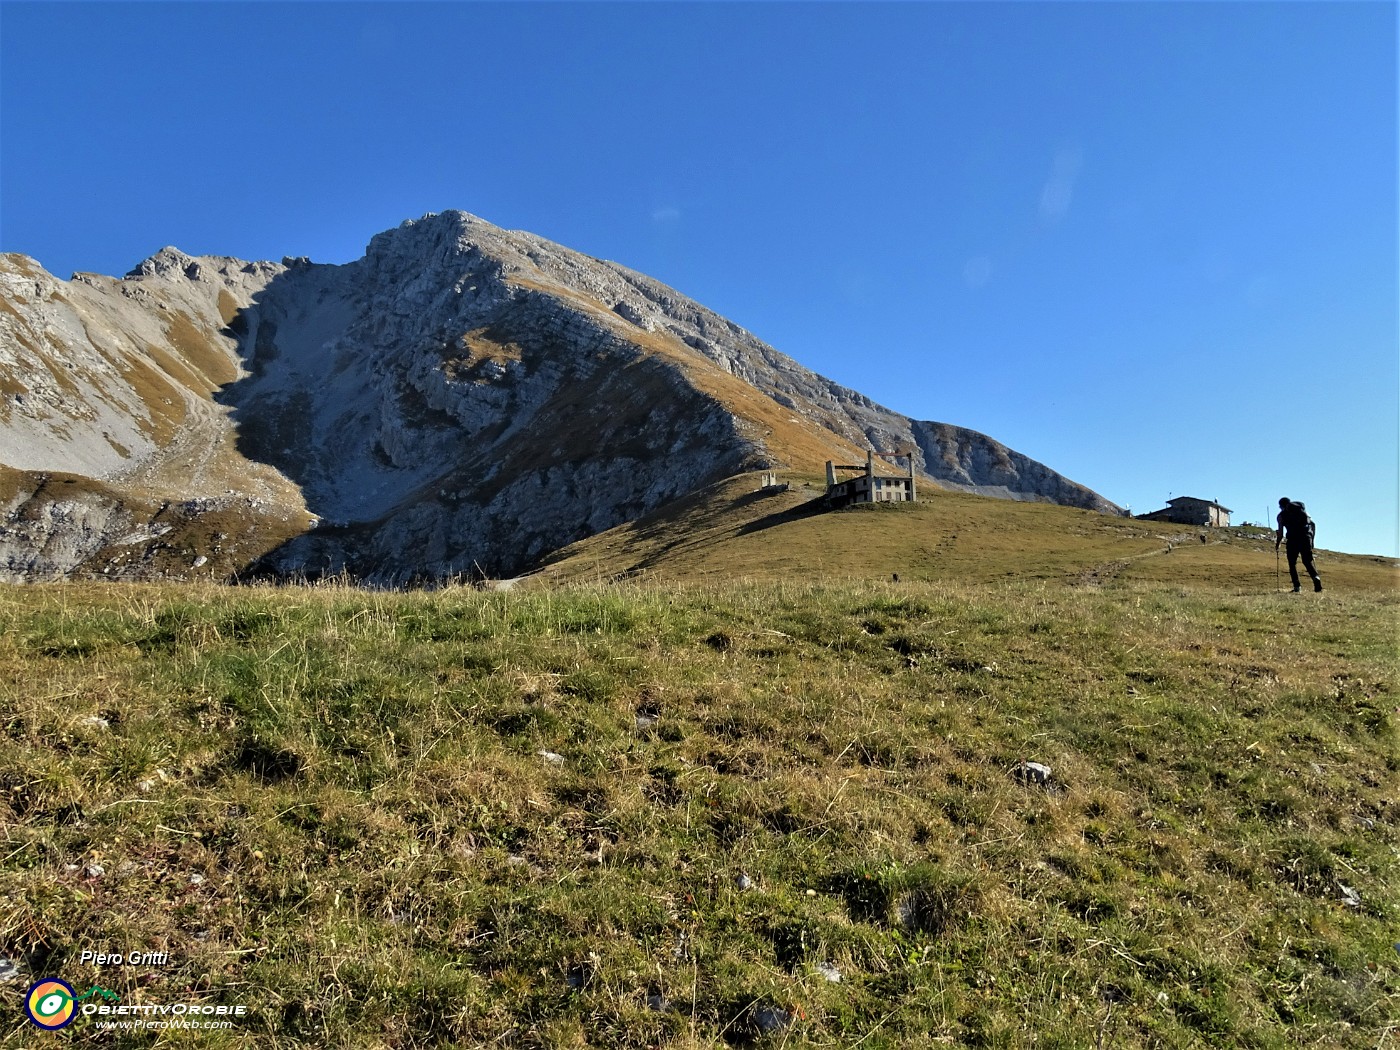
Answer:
[{"left": 3, "top": 2, "right": 1396, "bottom": 557}]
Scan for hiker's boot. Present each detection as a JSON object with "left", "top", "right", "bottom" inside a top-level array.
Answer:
[
  {"left": 1292, "top": 586, "right": 1301, "bottom": 593},
  {"left": 1314, "top": 580, "right": 1323, "bottom": 592}
]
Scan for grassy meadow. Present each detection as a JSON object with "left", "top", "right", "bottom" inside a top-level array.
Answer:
[
  {"left": 0, "top": 561, "right": 1395, "bottom": 1047},
  {"left": 536, "top": 474, "right": 1397, "bottom": 595}
]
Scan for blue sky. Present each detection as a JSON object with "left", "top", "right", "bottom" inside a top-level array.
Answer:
[{"left": 2, "top": 1, "right": 1396, "bottom": 557}]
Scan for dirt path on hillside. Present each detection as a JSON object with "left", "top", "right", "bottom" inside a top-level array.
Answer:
[{"left": 1075, "top": 531, "right": 1219, "bottom": 585}]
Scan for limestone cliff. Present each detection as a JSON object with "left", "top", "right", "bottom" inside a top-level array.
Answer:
[{"left": 0, "top": 211, "right": 1120, "bottom": 582}]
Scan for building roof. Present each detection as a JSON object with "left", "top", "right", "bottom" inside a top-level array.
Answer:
[{"left": 1165, "top": 496, "right": 1232, "bottom": 513}]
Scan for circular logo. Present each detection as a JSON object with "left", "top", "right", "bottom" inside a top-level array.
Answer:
[{"left": 25, "top": 979, "right": 77, "bottom": 1030}]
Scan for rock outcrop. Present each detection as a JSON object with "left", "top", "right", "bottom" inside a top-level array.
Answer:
[{"left": 0, "top": 211, "right": 1120, "bottom": 582}]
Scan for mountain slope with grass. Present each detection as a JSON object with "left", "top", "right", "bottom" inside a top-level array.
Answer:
[
  {"left": 0, "top": 570, "right": 1395, "bottom": 1048},
  {"left": 536, "top": 470, "right": 1397, "bottom": 593},
  {"left": 2, "top": 212, "right": 1118, "bottom": 584}
]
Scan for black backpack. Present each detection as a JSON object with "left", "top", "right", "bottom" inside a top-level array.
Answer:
[{"left": 1282, "top": 501, "right": 1316, "bottom": 545}]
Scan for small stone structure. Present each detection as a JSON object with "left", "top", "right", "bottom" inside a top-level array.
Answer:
[
  {"left": 824, "top": 449, "right": 917, "bottom": 508},
  {"left": 1136, "top": 497, "right": 1231, "bottom": 527}
]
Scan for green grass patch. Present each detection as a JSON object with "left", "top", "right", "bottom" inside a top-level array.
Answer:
[{"left": 0, "top": 576, "right": 1395, "bottom": 1047}]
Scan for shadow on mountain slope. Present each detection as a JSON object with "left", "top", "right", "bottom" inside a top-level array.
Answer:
[{"left": 207, "top": 264, "right": 758, "bottom": 583}]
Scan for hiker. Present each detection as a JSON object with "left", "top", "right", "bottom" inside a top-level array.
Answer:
[{"left": 1275, "top": 497, "right": 1322, "bottom": 593}]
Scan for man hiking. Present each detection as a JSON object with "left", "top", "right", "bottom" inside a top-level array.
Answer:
[{"left": 1275, "top": 497, "right": 1322, "bottom": 593}]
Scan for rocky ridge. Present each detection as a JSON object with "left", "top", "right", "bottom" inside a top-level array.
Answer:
[{"left": 0, "top": 211, "right": 1121, "bottom": 582}]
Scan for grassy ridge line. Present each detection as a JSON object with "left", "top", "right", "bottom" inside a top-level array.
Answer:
[
  {"left": 536, "top": 473, "right": 1398, "bottom": 592},
  {"left": 0, "top": 578, "right": 1396, "bottom": 1048}
]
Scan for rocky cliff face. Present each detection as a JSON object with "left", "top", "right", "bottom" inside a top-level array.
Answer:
[{"left": 0, "top": 211, "right": 1120, "bottom": 582}]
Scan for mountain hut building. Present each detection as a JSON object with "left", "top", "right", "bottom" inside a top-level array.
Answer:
[
  {"left": 1135, "top": 497, "right": 1232, "bottom": 527},
  {"left": 824, "top": 449, "right": 917, "bottom": 508}
]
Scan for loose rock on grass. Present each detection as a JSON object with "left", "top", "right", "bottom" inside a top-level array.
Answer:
[
  {"left": 752, "top": 1002, "right": 797, "bottom": 1035},
  {"left": 1013, "top": 761, "right": 1054, "bottom": 787}
]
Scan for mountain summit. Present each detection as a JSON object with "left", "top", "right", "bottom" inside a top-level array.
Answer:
[{"left": 0, "top": 211, "right": 1120, "bottom": 582}]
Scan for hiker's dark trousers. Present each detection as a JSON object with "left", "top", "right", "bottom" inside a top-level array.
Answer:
[{"left": 1286, "top": 541, "right": 1320, "bottom": 590}]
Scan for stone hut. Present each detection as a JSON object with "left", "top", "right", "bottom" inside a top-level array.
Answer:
[
  {"left": 824, "top": 449, "right": 917, "bottom": 508},
  {"left": 1136, "top": 497, "right": 1231, "bottom": 527}
]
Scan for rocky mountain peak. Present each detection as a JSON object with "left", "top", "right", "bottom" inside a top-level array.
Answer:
[
  {"left": 1, "top": 211, "right": 1121, "bottom": 583},
  {"left": 125, "top": 246, "right": 200, "bottom": 280}
]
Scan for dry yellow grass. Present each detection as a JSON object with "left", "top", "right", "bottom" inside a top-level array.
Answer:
[
  {"left": 538, "top": 470, "right": 1398, "bottom": 593},
  {"left": 163, "top": 309, "right": 240, "bottom": 389}
]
